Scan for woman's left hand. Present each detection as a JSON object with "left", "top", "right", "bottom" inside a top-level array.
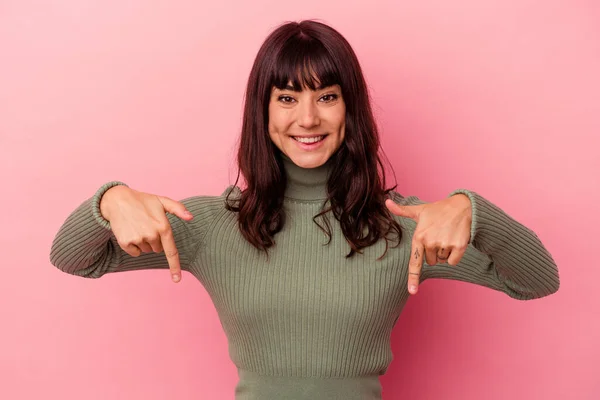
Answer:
[{"left": 385, "top": 194, "right": 472, "bottom": 295}]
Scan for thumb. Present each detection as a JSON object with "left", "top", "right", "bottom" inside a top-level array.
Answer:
[
  {"left": 385, "top": 199, "right": 419, "bottom": 220},
  {"left": 157, "top": 196, "right": 194, "bottom": 220}
]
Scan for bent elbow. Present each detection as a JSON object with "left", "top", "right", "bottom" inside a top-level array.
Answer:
[
  {"left": 505, "top": 268, "right": 560, "bottom": 301},
  {"left": 49, "top": 249, "right": 106, "bottom": 279}
]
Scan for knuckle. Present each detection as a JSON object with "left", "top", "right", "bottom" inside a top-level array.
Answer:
[
  {"left": 117, "top": 237, "right": 134, "bottom": 249},
  {"left": 165, "top": 248, "right": 179, "bottom": 258},
  {"left": 130, "top": 236, "right": 145, "bottom": 247},
  {"left": 454, "top": 242, "right": 468, "bottom": 252},
  {"left": 156, "top": 222, "right": 172, "bottom": 235},
  {"left": 125, "top": 245, "right": 141, "bottom": 257},
  {"left": 423, "top": 238, "right": 436, "bottom": 247},
  {"left": 413, "top": 231, "right": 425, "bottom": 242},
  {"left": 152, "top": 242, "right": 164, "bottom": 253},
  {"left": 116, "top": 236, "right": 144, "bottom": 257},
  {"left": 145, "top": 232, "right": 160, "bottom": 244}
]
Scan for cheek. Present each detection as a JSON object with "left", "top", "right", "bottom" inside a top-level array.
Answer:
[
  {"left": 337, "top": 112, "right": 346, "bottom": 140},
  {"left": 268, "top": 124, "right": 281, "bottom": 146},
  {"left": 267, "top": 108, "right": 279, "bottom": 139},
  {"left": 334, "top": 104, "right": 346, "bottom": 129},
  {"left": 268, "top": 107, "right": 288, "bottom": 133},
  {"left": 267, "top": 110, "right": 288, "bottom": 148},
  {"left": 268, "top": 122, "right": 283, "bottom": 145}
]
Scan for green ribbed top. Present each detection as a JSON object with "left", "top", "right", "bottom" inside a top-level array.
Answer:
[{"left": 49, "top": 155, "right": 560, "bottom": 399}]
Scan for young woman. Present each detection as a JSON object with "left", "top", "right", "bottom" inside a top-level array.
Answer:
[{"left": 50, "top": 20, "right": 560, "bottom": 400}]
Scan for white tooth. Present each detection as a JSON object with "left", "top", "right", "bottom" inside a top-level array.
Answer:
[{"left": 294, "top": 136, "right": 323, "bottom": 143}]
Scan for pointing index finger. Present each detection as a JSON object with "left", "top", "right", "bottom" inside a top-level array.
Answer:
[
  {"left": 160, "top": 226, "right": 181, "bottom": 283},
  {"left": 408, "top": 239, "right": 424, "bottom": 294}
]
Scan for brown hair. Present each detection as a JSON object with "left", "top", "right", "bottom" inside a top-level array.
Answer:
[{"left": 225, "top": 20, "right": 403, "bottom": 260}]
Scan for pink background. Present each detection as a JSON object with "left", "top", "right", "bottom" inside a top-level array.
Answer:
[{"left": 1, "top": 0, "right": 598, "bottom": 399}]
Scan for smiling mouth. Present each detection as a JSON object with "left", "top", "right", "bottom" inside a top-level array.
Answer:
[{"left": 291, "top": 135, "right": 328, "bottom": 143}]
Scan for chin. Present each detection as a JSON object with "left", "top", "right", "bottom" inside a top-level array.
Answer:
[{"left": 288, "top": 152, "right": 329, "bottom": 169}]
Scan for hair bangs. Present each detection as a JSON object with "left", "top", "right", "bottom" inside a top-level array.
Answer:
[{"left": 272, "top": 37, "right": 340, "bottom": 92}]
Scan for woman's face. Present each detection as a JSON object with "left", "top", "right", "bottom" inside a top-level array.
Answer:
[{"left": 268, "top": 82, "right": 346, "bottom": 169}]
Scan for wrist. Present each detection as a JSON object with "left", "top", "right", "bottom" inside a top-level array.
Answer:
[
  {"left": 91, "top": 181, "right": 129, "bottom": 230},
  {"left": 450, "top": 193, "right": 470, "bottom": 208},
  {"left": 447, "top": 189, "right": 477, "bottom": 245},
  {"left": 99, "top": 185, "right": 128, "bottom": 221}
]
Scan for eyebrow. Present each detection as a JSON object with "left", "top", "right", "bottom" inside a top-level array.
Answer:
[{"left": 281, "top": 83, "right": 331, "bottom": 92}]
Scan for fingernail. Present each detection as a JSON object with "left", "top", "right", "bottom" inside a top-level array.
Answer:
[
  {"left": 409, "top": 285, "right": 417, "bottom": 293},
  {"left": 184, "top": 211, "right": 193, "bottom": 218},
  {"left": 173, "top": 274, "right": 180, "bottom": 282}
]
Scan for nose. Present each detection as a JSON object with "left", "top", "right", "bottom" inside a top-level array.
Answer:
[{"left": 296, "top": 100, "right": 320, "bottom": 129}]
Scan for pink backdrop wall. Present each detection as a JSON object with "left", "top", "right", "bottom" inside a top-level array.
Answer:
[{"left": 1, "top": 0, "right": 598, "bottom": 399}]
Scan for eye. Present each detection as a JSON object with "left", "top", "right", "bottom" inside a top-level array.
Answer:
[
  {"left": 319, "top": 93, "right": 339, "bottom": 102},
  {"left": 278, "top": 95, "right": 295, "bottom": 104}
]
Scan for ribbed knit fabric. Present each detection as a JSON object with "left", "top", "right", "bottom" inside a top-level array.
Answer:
[{"left": 49, "top": 154, "right": 560, "bottom": 399}]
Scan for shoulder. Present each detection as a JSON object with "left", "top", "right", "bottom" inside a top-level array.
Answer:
[{"left": 178, "top": 185, "right": 241, "bottom": 216}]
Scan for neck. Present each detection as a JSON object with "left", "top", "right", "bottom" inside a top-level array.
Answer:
[{"left": 281, "top": 152, "right": 333, "bottom": 202}]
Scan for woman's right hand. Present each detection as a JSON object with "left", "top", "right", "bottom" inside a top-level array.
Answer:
[{"left": 99, "top": 185, "right": 195, "bottom": 283}]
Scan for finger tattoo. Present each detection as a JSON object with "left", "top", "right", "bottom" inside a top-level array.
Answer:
[{"left": 437, "top": 247, "right": 449, "bottom": 260}]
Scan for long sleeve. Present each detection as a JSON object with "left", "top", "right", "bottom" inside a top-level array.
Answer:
[
  {"left": 390, "top": 189, "right": 560, "bottom": 300},
  {"left": 49, "top": 180, "right": 220, "bottom": 278}
]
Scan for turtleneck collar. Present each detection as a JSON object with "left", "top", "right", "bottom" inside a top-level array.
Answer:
[{"left": 281, "top": 152, "right": 333, "bottom": 202}]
